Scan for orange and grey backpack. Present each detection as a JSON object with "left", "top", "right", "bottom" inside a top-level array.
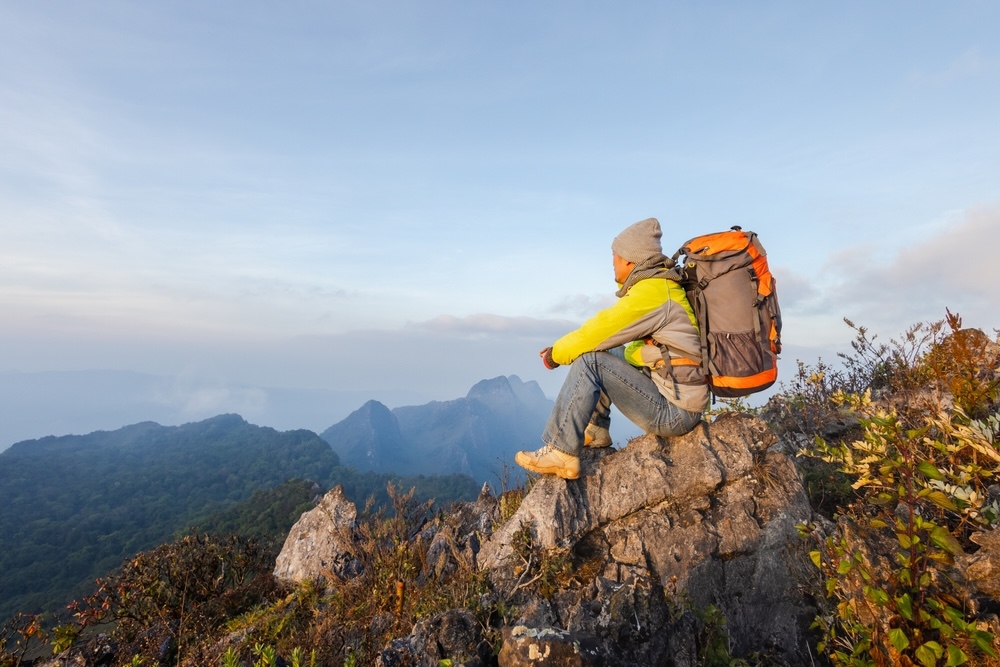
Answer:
[{"left": 667, "top": 227, "right": 782, "bottom": 398}]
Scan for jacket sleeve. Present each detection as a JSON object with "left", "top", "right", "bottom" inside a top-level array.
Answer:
[{"left": 550, "top": 286, "right": 663, "bottom": 366}]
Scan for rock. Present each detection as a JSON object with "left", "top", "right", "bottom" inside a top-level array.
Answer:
[
  {"left": 376, "top": 609, "right": 488, "bottom": 667},
  {"left": 961, "top": 529, "right": 1000, "bottom": 598},
  {"left": 480, "top": 413, "right": 819, "bottom": 665},
  {"left": 424, "top": 483, "right": 498, "bottom": 579},
  {"left": 498, "top": 625, "right": 604, "bottom": 667},
  {"left": 36, "top": 633, "right": 117, "bottom": 667},
  {"left": 266, "top": 414, "right": 820, "bottom": 665},
  {"left": 273, "top": 485, "right": 363, "bottom": 584}
]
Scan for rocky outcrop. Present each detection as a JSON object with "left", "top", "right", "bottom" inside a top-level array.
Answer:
[
  {"left": 275, "top": 413, "right": 820, "bottom": 665},
  {"left": 273, "top": 485, "right": 362, "bottom": 583},
  {"left": 478, "top": 413, "right": 819, "bottom": 666}
]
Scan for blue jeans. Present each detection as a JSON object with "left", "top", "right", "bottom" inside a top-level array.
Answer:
[{"left": 542, "top": 347, "right": 703, "bottom": 456}]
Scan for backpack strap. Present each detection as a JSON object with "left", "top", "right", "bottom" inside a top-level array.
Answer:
[{"left": 690, "top": 287, "right": 715, "bottom": 379}]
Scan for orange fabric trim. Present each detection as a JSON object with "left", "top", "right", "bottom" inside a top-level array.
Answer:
[
  {"left": 684, "top": 231, "right": 751, "bottom": 255},
  {"left": 685, "top": 230, "right": 775, "bottom": 298},
  {"left": 752, "top": 254, "right": 774, "bottom": 297},
  {"left": 711, "top": 367, "right": 778, "bottom": 390}
]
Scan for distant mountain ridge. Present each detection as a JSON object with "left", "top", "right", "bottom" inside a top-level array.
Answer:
[
  {"left": 320, "top": 375, "right": 552, "bottom": 484},
  {"left": 0, "top": 369, "right": 429, "bottom": 452},
  {"left": 0, "top": 414, "right": 479, "bottom": 625}
]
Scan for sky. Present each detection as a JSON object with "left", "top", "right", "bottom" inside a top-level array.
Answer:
[{"left": 2, "top": 1, "right": 999, "bottom": 444}]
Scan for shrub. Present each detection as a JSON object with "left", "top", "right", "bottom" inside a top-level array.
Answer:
[
  {"left": 67, "top": 533, "right": 277, "bottom": 666},
  {"left": 801, "top": 313, "right": 1000, "bottom": 666}
]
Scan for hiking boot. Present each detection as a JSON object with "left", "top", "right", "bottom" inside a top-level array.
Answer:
[
  {"left": 515, "top": 444, "right": 580, "bottom": 480},
  {"left": 583, "top": 424, "right": 612, "bottom": 448}
]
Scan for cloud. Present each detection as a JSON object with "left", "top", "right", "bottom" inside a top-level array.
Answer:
[
  {"left": 150, "top": 374, "right": 268, "bottom": 418},
  {"left": 816, "top": 204, "right": 1000, "bottom": 334},
  {"left": 770, "top": 267, "right": 818, "bottom": 310},
  {"left": 415, "top": 313, "right": 574, "bottom": 338},
  {"left": 546, "top": 292, "right": 616, "bottom": 318}
]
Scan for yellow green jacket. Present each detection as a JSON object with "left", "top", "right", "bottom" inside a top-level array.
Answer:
[{"left": 551, "top": 277, "right": 709, "bottom": 413}]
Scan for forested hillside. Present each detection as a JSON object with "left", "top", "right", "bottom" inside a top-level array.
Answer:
[{"left": 0, "top": 414, "right": 479, "bottom": 625}]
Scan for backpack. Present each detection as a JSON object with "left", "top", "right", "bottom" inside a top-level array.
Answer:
[{"left": 668, "top": 226, "right": 782, "bottom": 398}]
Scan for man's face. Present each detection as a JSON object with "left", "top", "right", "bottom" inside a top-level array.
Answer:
[{"left": 613, "top": 253, "right": 635, "bottom": 284}]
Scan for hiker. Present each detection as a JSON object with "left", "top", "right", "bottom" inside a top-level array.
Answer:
[{"left": 515, "top": 217, "right": 709, "bottom": 480}]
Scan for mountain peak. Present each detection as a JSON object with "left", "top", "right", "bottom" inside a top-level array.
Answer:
[
  {"left": 357, "top": 399, "right": 392, "bottom": 416},
  {"left": 466, "top": 376, "right": 514, "bottom": 401}
]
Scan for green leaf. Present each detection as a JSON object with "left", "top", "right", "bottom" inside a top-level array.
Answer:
[
  {"left": 946, "top": 644, "right": 969, "bottom": 666},
  {"left": 898, "top": 532, "right": 913, "bottom": 549},
  {"left": 942, "top": 605, "right": 966, "bottom": 628},
  {"left": 809, "top": 550, "right": 822, "bottom": 569},
  {"left": 925, "top": 490, "right": 959, "bottom": 511},
  {"left": 916, "top": 641, "right": 944, "bottom": 667},
  {"left": 930, "top": 526, "right": 965, "bottom": 556},
  {"left": 889, "top": 627, "right": 911, "bottom": 651},
  {"left": 865, "top": 586, "right": 889, "bottom": 606},
  {"left": 896, "top": 593, "right": 914, "bottom": 621},
  {"left": 973, "top": 629, "right": 998, "bottom": 656},
  {"left": 918, "top": 460, "right": 946, "bottom": 481},
  {"left": 837, "top": 558, "right": 854, "bottom": 575},
  {"left": 874, "top": 492, "right": 896, "bottom": 506},
  {"left": 870, "top": 518, "right": 890, "bottom": 529}
]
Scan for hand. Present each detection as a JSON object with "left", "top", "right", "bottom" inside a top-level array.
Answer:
[{"left": 539, "top": 347, "right": 559, "bottom": 370}]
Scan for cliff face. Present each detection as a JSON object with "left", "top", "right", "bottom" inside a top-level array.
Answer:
[
  {"left": 276, "top": 413, "right": 820, "bottom": 665},
  {"left": 478, "top": 412, "right": 818, "bottom": 665}
]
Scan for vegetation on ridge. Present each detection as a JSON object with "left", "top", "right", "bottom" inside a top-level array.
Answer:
[
  {"left": 0, "top": 414, "right": 480, "bottom": 628},
  {"left": 786, "top": 311, "right": 1000, "bottom": 666}
]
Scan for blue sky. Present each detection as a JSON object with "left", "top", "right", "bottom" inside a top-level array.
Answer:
[{"left": 2, "top": 2, "right": 999, "bottom": 440}]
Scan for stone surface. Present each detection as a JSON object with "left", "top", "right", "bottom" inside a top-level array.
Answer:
[
  {"left": 961, "top": 529, "right": 1000, "bottom": 598},
  {"left": 376, "top": 609, "right": 488, "bottom": 667},
  {"left": 479, "top": 413, "right": 819, "bottom": 665},
  {"left": 497, "top": 625, "right": 604, "bottom": 667},
  {"left": 273, "top": 484, "right": 362, "bottom": 584},
  {"left": 270, "top": 413, "right": 821, "bottom": 665}
]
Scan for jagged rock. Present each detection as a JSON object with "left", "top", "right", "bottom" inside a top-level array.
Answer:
[
  {"left": 424, "top": 483, "right": 498, "bottom": 579},
  {"left": 480, "top": 413, "right": 819, "bottom": 665},
  {"left": 498, "top": 625, "right": 603, "bottom": 666},
  {"left": 269, "top": 413, "right": 819, "bottom": 664},
  {"left": 35, "top": 633, "right": 117, "bottom": 667},
  {"left": 760, "top": 393, "right": 860, "bottom": 448},
  {"left": 273, "top": 485, "right": 362, "bottom": 584},
  {"left": 961, "top": 529, "right": 1000, "bottom": 598},
  {"left": 376, "top": 609, "right": 488, "bottom": 666}
]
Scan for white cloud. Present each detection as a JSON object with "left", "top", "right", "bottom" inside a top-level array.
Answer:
[
  {"left": 770, "top": 267, "right": 818, "bottom": 311},
  {"left": 804, "top": 203, "right": 1000, "bottom": 338},
  {"left": 546, "top": 293, "right": 616, "bottom": 319},
  {"left": 150, "top": 374, "right": 268, "bottom": 418},
  {"left": 415, "top": 313, "right": 572, "bottom": 338}
]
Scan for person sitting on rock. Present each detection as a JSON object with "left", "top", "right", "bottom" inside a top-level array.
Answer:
[{"left": 515, "top": 217, "right": 709, "bottom": 480}]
